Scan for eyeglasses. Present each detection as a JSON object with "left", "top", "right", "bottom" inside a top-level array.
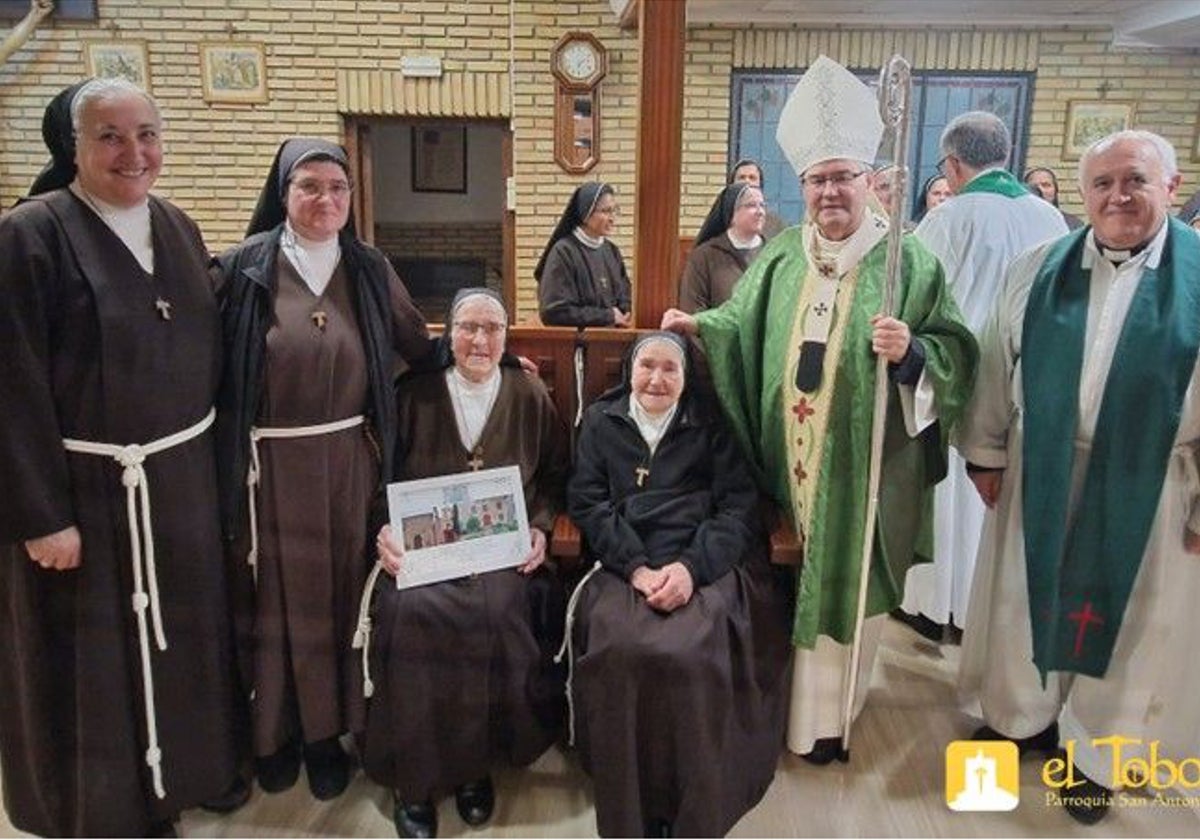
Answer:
[
  {"left": 291, "top": 179, "right": 353, "bottom": 199},
  {"left": 801, "top": 170, "right": 867, "bottom": 190},
  {"left": 935, "top": 155, "right": 950, "bottom": 174},
  {"left": 453, "top": 321, "right": 506, "bottom": 337},
  {"left": 737, "top": 200, "right": 767, "bottom": 211},
  {"left": 593, "top": 205, "right": 620, "bottom": 217}
]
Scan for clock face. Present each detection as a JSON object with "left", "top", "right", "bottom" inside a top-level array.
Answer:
[{"left": 560, "top": 40, "right": 599, "bottom": 83}]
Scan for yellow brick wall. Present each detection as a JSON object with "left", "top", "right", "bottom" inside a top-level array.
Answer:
[
  {"left": 3, "top": 7, "right": 1198, "bottom": 321},
  {"left": 680, "top": 26, "right": 1200, "bottom": 227}
]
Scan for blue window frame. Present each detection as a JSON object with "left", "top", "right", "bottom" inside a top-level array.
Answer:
[{"left": 730, "top": 68, "right": 1034, "bottom": 223}]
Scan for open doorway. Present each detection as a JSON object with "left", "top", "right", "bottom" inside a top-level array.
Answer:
[{"left": 345, "top": 116, "right": 514, "bottom": 323}]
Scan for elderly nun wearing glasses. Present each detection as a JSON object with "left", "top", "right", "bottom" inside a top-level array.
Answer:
[
  {"left": 361, "top": 288, "right": 568, "bottom": 838},
  {"left": 212, "top": 137, "right": 437, "bottom": 802}
]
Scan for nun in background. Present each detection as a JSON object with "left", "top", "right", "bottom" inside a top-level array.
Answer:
[
  {"left": 212, "top": 137, "right": 436, "bottom": 801},
  {"left": 727, "top": 157, "right": 787, "bottom": 238},
  {"left": 535, "top": 181, "right": 632, "bottom": 327},
  {"left": 677, "top": 182, "right": 767, "bottom": 313},
  {"left": 363, "top": 288, "right": 568, "bottom": 839},
  {"left": 564, "top": 332, "right": 793, "bottom": 838}
]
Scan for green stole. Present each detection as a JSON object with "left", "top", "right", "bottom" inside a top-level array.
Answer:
[
  {"left": 1022, "top": 217, "right": 1200, "bottom": 678},
  {"left": 957, "top": 169, "right": 1030, "bottom": 198}
]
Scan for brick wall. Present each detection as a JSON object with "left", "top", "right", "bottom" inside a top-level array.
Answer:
[
  {"left": 374, "top": 221, "right": 504, "bottom": 282},
  {"left": 3, "top": 5, "right": 1198, "bottom": 321}
]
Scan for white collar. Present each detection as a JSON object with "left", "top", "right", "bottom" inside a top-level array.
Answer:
[
  {"left": 727, "top": 229, "right": 763, "bottom": 250},
  {"left": 628, "top": 395, "right": 678, "bottom": 456},
  {"left": 281, "top": 221, "right": 341, "bottom": 295},
  {"left": 1082, "top": 220, "right": 1168, "bottom": 272},
  {"left": 804, "top": 208, "right": 889, "bottom": 277},
  {"left": 446, "top": 367, "right": 501, "bottom": 451},
  {"left": 573, "top": 227, "right": 605, "bottom": 249},
  {"left": 70, "top": 181, "right": 154, "bottom": 273}
]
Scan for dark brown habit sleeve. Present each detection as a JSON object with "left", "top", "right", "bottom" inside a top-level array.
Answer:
[{"left": 0, "top": 205, "right": 76, "bottom": 542}]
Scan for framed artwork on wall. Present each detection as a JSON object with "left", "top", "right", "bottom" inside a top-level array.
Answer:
[
  {"left": 200, "top": 42, "right": 269, "bottom": 104},
  {"left": 1193, "top": 108, "right": 1200, "bottom": 163},
  {"left": 411, "top": 125, "right": 467, "bottom": 193},
  {"left": 1062, "top": 100, "right": 1135, "bottom": 160},
  {"left": 84, "top": 41, "right": 151, "bottom": 92}
]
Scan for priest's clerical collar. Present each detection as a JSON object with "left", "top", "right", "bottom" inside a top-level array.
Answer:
[{"left": 1084, "top": 220, "right": 1167, "bottom": 271}]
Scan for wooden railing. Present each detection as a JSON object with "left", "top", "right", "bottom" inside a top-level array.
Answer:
[{"left": 498, "top": 325, "right": 801, "bottom": 567}]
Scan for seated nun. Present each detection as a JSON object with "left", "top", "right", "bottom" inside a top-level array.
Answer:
[
  {"left": 563, "top": 332, "right": 793, "bottom": 838},
  {"left": 677, "top": 182, "right": 767, "bottom": 313},
  {"left": 359, "top": 288, "right": 568, "bottom": 839},
  {"left": 535, "top": 182, "right": 632, "bottom": 327}
]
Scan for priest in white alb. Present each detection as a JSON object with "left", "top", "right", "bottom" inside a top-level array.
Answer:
[
  {"left": 959, "top": 129, "right": 1200, "bottom": 825},
  {"left": 897, "top": 111, "right": 1067, "bottom": 642}
]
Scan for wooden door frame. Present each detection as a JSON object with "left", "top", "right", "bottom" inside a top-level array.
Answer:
[{"left": 343, "top": 115, "right": 515, "bottom": 319}]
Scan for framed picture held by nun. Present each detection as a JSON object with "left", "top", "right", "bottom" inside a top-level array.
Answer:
[
  {"left": 200, "top": 42, "right": 269, "bottom": 104},
  {"left": 83, "top": 41, "right": 151, "bottom": 92}
]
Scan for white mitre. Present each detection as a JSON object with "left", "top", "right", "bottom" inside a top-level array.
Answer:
[{"left": 776, "top": 54, "right": 884, "bottom": 175}]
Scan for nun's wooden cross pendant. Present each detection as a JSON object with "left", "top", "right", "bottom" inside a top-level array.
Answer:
[
  {"left": 635, "top": 466, "right": 650, "bottom": 487},
  {"left": 468, "top": 448, "right": 484, "bottom": 471},
  {"left": 154, "top": 298, "right": 172, "bottom": 321},
  {"left": 311, "top": 310, "right": 328, "bottom": 331}
]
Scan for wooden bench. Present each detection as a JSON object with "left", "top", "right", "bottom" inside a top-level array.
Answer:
[{"left": 503, "top": 325, "right": 801, "bottom": 567}]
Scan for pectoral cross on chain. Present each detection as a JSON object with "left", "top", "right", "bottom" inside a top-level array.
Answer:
[
  {"left": 311, "top": 310, "right": 328, "bottom": 331},
  {"left": 467, "top": 448, "right": 485, "bottom": 471},
  {"left": 154, "top": 298, "right": 172, "bottom": 321},
  {"left": 634, "top": 466, "right": 650, "bottom": 487}
]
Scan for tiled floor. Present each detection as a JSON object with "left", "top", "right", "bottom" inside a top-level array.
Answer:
[{"left": 3, "top": 618, "right": 1198, "bottom": 837}]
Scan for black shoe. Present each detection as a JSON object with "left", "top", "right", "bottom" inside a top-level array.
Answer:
[
  {"left": 394, "top": 797, "right": 437, "bottom": 839},
  {"left": 201, "top": 774, "right": 252, "bottom": 813},
  {"left": 303, "top": 736, "right": 351, "bottom": 801},
  {"left": 800, "top": 736, "right": 845, "bottom": 765},
  {"left": 971, "top": 722, "right": 1059, "bottom": 756},
  {"left": 890, "top": 608, "right": 945, "bottom": 643},
  {"left": 454, "top": 776, "right": 495, "bottom": 827},
  {"left": 256, "top": 741, "right": 302, "bottom": 793},
  {"left": 645, "top": 818, "right": 672, "bottom": 837},
  {"left": 146, "top": 818, "right": 178, "bottom": 838},
  {"left": 1062, "top": 767, "right": 1112, "bottom": 825}
]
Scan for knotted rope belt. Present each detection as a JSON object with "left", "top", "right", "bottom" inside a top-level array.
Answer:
[
  {"left": 244, "top": 414, "right": 365, "bottom": 583},
  {"left": 62, "top": 407, "right": 215, "bottom": 799}
]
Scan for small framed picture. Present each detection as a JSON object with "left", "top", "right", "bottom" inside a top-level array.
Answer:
[
  {"left": 1192, "top": 108, "right": 1200, "bottom": 163},
  {"left": 199, "top": 42, "right": 269, "bottom": 105},
  {"left": 84, "top": 41, "right": 151, "bottom": 92},
  {"left": 1062, "top": 100, "right": 1135, "bottom": 160},
  {"left": 411, "top": 125, "right": 468, "bottom": 193}
]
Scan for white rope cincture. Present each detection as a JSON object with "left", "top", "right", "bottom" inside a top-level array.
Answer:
[
  {"left": 63, "top": 407, "right": 216, "bottom": 799},
  {"left": 352, "top": 560, "right": 386, "bottom": 698},
  {"left": 246, "top": 414, "right": 365, "bottom": 585},
  {"left": 553, "top": 560, "right": 602, "bottom": 746},
  {"left": 573, "top": 343, "right": 585, "bottom": 429}
]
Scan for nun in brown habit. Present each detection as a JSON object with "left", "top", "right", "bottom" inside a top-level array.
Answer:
[
  {"left": 361, "top": 288, "right": 568, "bottom": 839},
  {"left": 564, "top": 332, "right": 794, "bottom": 838},
  {"left": 212, "top": 137, "right": 437, "bottom": 801},
  {"left": 0, "top": 78, "right": 244, "bottom": 836},
  {"left": 677, "top": 182, "right": 767, "bottom": 314}
]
